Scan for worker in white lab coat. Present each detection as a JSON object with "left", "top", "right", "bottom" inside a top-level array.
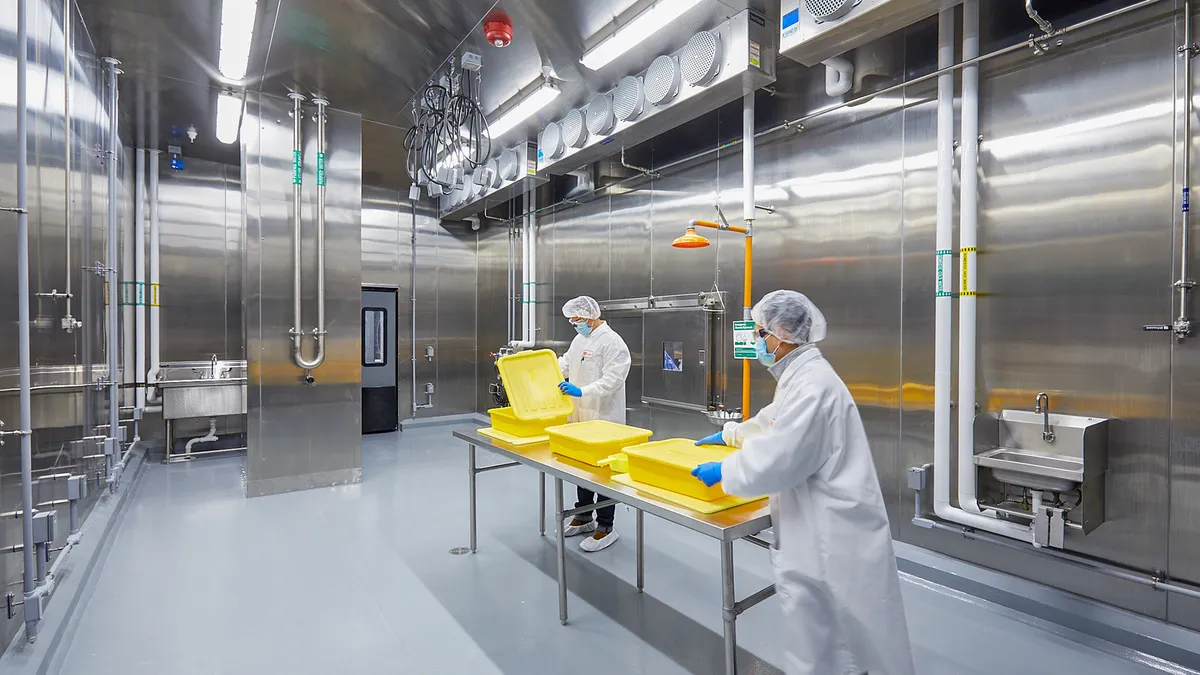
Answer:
[
  {"left": 557, "top": 295, "right": 631, "bottom": 552},
  {"left": 692, "top": 290, "right": 914, "bottom": 675}
]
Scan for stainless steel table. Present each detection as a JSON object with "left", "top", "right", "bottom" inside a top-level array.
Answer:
[{"left": 454, "top": 429, "right": 774, "bottom": 675}]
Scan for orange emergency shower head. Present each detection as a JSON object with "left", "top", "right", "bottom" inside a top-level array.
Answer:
[{"left": 672, "top": 225, "right": 711, "bottom": 249}]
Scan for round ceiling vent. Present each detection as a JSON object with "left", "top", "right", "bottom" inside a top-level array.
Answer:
[
  {"left": 586, "top": 93, "right": 616, "bottom": 136},
  {"left": 561, "top": 108, "right": 588, "bottom": 148},
  {"left": 613, "top": 76, "right": 645, "bottom": 121},
  {"left": 541, "top": 122, "right": 564, "bottom": 160},
  {"left": 644, "top": 54, "right": 681, "bottom": 106},
  {"left": 804, "top": 0, "right": 856, "bottom": 22},
  {"left": 681, "top": 30, "right": 721, "bottom": 86},
  {"left": 498, "top": 147, "right": 522, "bottom": 181},
  {"left": 485, "top": 158, "right": 501, "bottom": 188}
]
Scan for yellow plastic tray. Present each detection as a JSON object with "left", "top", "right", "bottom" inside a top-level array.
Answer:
[
  {"left": 496, "top": 350, "right": 574, "bottom": 421},
  {"left": 488, "top": 407, "right": 568, "bottom": 438},
  {"left": 546, "top": 420, "right": 653, "bottom": 467},
  {"left": 611, "top": 473, "right": 766, "bottom": 515},
  {"left": 623, "top": 439, "right": 733, "bottom": 502},
  {"left": 477, "top": 427, "right": 548, "bottom": 447}
]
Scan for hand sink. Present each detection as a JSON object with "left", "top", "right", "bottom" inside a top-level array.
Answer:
[{"left": 974, "top": 448, "right": 1084, "bottom": 493}]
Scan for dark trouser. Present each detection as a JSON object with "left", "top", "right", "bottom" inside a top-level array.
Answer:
[{"left": 575, "top": 487, "right": 615, "bottom": 531}]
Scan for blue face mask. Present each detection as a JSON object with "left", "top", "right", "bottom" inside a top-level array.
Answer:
[
  {"left": 572, "top": 321, "right": 593, "bottom": 337},
  {"left": 756, "top": 336, "right": 777, "bottom": 367}
]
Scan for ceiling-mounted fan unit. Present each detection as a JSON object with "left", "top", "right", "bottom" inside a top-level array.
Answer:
[
  {"left": 779, "top": 0, "right": 957, "bottom": 65},
  {"left": 437, "top": 141, "right": 547, "bottom": 220},
  {"left": 538, "top": 8, "right": 776, "bottom": 176}
]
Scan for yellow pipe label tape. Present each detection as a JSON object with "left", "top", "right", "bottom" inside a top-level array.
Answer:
[{"left": 960, "top": 246, "right": 977, "bottom": 297}]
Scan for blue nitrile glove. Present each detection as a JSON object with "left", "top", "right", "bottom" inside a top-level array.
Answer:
[
  {"left": 695, "top": 432, "right": 726, "bottom": 447},
  {"left": 559, "top": 381, "right": 582, "bottom": 397},
  {"left": 692, "top": 462, "right": 723, "bottom": 487}
]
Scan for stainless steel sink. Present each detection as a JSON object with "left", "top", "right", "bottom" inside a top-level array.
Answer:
[
  {"left": 974, "top": 448, "right": 1084, "bottom": 493},
  {"left": 158, "top": 359, "right": 247, "bottom": 420}
]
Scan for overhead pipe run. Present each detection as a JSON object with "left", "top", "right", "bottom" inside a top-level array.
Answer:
[{"left": 289, "top": 94, "right": 329, "bottom": 375}]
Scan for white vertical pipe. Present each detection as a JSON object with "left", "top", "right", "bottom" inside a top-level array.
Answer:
[
  {"left": 528, "top": 187, "right": 537, "bottom": 343},
  {"left": 742, "top": 92, "right": 755, "bottom": 227},
  {"left": 15, "top": 0, "right": 39, "bottom": 641},
  {"left": 103, "top": 57, "right": 120, "bottom": 482},
  {"left": 933, "top": 8, "right": 955, "bottom": 518},
  {"left": 147, "top": 150, "right": 161, "bottom": 401},
  {"left": 958, "top": 0, "right": 984, "bottom": 515},
  {"left": 121, "top": 151, "right": 135, "bottom": 407},
  {"left": 134, "top": 149, "right": 145, "bottom": 411},
  {"left": 523, "top": 186, "right": 531, "bottom": 343},
  {"left": 932, "top": 3, "right": 1031, "bottom": 542}
]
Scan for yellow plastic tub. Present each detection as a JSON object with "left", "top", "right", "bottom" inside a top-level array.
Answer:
[
  {"left": 623, "top": 439, "right": 733, "bottom": 502},
  {"left": 546, "top": 421, "right": 653, "bottom": 467},
  {"left": 496, "top": 350, "right": 574, "bottom": 421},
  {"left": 488, "top": 407, "right": 568, "bottom": 438}
]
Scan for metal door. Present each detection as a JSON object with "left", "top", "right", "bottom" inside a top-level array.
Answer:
[{"left": 362, "top": 288, "right": 398, "bottom": 433}]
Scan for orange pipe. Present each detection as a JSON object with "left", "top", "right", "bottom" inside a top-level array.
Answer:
[{"left": 692, "top": 219, "right": 749, "bottom": 234}]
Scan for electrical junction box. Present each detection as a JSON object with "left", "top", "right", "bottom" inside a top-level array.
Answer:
[
  {"left": 32, "top": 511, "right": 56, "bottom": 544},
  {"left": 461, "top": 52, "right": 483, "bottom": 72},
  {"left": 780, "top": 0, "right": 956, "bottom": 66}
]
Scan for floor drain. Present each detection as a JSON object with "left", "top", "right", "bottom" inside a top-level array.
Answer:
[{"left": 449, "top": 547, "right": 470, "bottom": 555}]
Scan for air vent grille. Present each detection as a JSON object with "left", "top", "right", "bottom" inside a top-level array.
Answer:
[
  {"left": 612, "top": 76, "right": 645, "bottom": 121},
  {"left": 645, "top": 55, "right": 682, "bottom": 106},
  {"left": 586, "top": 94, "right": 616, "bottom": 136},
  {"left": 681, "top": 31, "right": 721, "bottom": 86},
  {"left": 562, "top": 109, "right": 588, "bottom": 148},
  {"left": 804, "top": 0, "right": 857, "bottom": 22}
]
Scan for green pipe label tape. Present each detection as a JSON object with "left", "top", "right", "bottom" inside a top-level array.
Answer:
[
  {"left": 317, "top": 152, "right": 326, "bottom": 187},
  {"left": 293, "top": 150, "right": 302, "bottom": 185}
]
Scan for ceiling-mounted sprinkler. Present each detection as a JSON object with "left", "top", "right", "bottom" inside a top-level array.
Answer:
[{"left": 484, "top": 9, "right": 513, "bottom": 48}]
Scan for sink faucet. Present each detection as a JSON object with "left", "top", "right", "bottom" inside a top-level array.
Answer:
[
  {"left": 1034, "top": 392, "right": 1055, "bottom": 443},
  {"left": 210, "top": 354, "right": 219, "bottom": 380}
]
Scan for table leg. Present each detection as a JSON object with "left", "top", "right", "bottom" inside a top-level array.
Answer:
[
  {"left": 721, "top": 540, "right": 737, "bottom": 675},
  {"left": 539, "top": 471, "right": 546, "bottom": 536},
  {"left": 468, "top": 444, "right": 478, "bottom": 554},
  {"left": 555, "top": 476, "right": 568, "bottom": 625},
  {"left": 165, "top": 418, "right": 171, "bottom": 461},
  {"left": 636, "top": 508, "right": 644, "bottom": 593}
]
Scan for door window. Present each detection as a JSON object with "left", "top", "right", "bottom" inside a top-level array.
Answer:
[{"left": 363, "top": 307, "right": 387, "bottom": 366}]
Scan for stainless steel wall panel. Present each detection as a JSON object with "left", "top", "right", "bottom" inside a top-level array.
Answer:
[
  {"left": 158, "top": 159, "right": 242, "bottom": 362},
  {"left": 0, "top": 0, "right": 118, "bottom": 652},
  {"left": 551, "top": 197, "right": 611, "bottom": 328},
  {"left": 476, "top": 226, "right": 510, "bottom": 412},
  {"left": 361, "top": 185, "right": 402, "bottom": 287},
  {"left": 243, "top": 92, "right": 362, "bottom": 497},
  {"left": 434, "top": 222, "right": 479, "bottom": 415},
  {"left": 649, "top": 165, "right": 720, "bottom": 297}
]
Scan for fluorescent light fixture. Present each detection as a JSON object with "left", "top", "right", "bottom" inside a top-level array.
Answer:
[
  {"left": 488, "top": 82, "right": 560, "bottom": 138},
  {"left": 215, "top": 91, "right": 244, "bottom": 144},
  {"left": 218, "top": 0, "right": 259, "bottom": 80},
  {"left": 580, "top": 0, "right": 704, "bottom": 71}
]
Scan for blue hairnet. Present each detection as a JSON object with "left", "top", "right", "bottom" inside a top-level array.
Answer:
[{"left": 751, "top": 290, "right": 827, "bottom": 345}]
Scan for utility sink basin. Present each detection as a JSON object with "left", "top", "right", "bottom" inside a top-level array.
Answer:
[
  {"left": 974, "top": 448, "right": 1084, "bottom": 493},
  {"left": 158, "top": 359, "right": 247, "bottom": 420}
]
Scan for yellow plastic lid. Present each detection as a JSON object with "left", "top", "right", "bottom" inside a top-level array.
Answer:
[
  {"left": 623, "top": 438, "right": 731, "bottom": 470},
  {"left": 497, "top": 350, "right": 574, "bottom": 421},
  {"left": 546, "top": 420, "right": 653, "bottom": 446}
]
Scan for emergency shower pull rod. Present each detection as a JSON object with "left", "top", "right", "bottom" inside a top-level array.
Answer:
[{"left": 288, "top": 94, "right": 329, "bottom": 375}]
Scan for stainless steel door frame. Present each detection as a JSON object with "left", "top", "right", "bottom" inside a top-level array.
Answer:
[{"left": 362, "top": 287, "right": 398, "bottom": 433}]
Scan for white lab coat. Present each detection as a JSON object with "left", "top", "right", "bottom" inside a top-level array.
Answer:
[
  {"left": 558, "top": 322, "right": 631, "bottom": 424},
  {"left": 721, "top": 347, "right": 914, "bottom": 675}
]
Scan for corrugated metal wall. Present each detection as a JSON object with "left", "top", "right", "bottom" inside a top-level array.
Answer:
[{"left": 474, "top": 2, "right": 1200, "bottom": 629}]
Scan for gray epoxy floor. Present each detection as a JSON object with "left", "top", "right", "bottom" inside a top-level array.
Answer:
[{"left": 55, "top": 425, "right": 1189, "bottom": 675}]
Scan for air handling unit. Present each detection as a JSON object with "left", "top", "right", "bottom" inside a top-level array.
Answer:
[
  {"left": 437, "top": 141, "right": 546, "bottom": 220},
  {"left": 779, "top": 0, "right": 956, "bottom": 66},
  {"left": 537, "top": 8, "right": 776, "bottom": 175}
]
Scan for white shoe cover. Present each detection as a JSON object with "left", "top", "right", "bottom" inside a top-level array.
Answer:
[
  {"left": 563, "top": 520, "right": 598, "bottom": 537},
  {"left": 580, "top": 530, "right": 619, "bottom": 553}
]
